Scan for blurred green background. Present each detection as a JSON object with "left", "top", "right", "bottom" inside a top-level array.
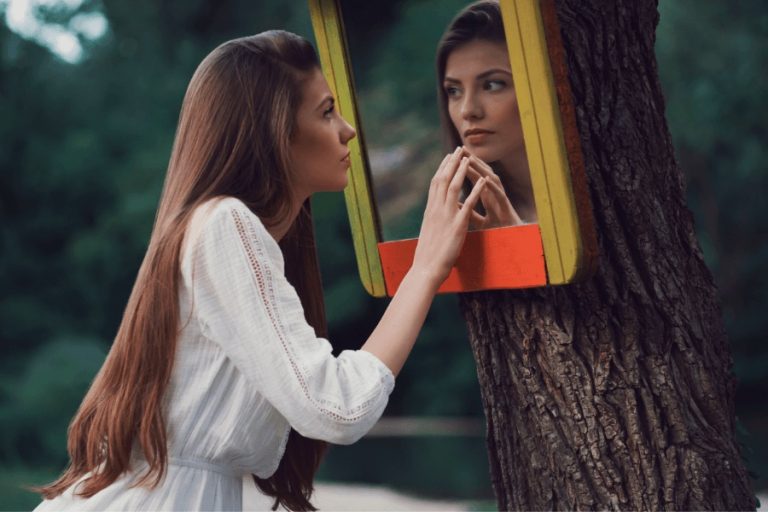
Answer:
[{"left": 0, "top": 0, "right": 766, "bottom": 509}]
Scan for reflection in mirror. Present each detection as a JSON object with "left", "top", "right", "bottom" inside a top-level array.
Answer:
[
  {"left": 340, "top": 0, "right": 537, "bottom": 241},
  {"left": 437, "top": 1, "right": 537, "bottom": 229}
]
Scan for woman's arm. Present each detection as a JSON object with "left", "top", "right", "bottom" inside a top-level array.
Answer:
[
  {"left": 361, "top": 147, "right": 486, "bottom": 377},
  {"left": 185, "top": 148, "right": 483, "bottom": 442},
  {"left": 190, "top": 198, "right": 395, "bottom": 444}
]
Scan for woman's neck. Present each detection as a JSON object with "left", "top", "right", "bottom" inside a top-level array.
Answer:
[
  {"left": 265, "top": 195, "right": 307, "bottom": 243},
  {"left": 495, "top": 149, "right": 538, "bottom": 223}
]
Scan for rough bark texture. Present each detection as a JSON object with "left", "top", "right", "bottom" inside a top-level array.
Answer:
[{"left": 458, "top": 1, "right": 757, "bottom": 510}]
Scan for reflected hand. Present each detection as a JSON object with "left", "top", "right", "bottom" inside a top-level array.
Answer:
[
  {"left": 412, "top": 146, "right": 487, "bottom": 287},
  {"left": 461, "top": 151, "right": 523, "bottom": 229}
]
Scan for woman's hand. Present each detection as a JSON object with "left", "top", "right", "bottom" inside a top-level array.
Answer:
[
  {"left": 361, "top": 147, "right": 485, "bottom": 376},
  {"left": 463, "top": 152, "right": 523, "bottom": 229},
  {"left": 410, "top": 146, "right": 487, "bottom": 289}
]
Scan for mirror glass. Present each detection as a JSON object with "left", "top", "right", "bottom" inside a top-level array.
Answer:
[{"left": 340, "top": 0, "right": 538, "bottom": 241}]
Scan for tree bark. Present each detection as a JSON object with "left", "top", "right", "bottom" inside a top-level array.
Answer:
[{"left": 458, "top": 1, "right": 757, "bottom": 509}]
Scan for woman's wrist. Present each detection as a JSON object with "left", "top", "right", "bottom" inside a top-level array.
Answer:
[{"left": 404, "top": 264, "right": 444, "bottom": 294}]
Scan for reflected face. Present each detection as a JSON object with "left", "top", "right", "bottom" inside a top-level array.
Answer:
[
  {"left": 290, "top": 68, "right": 357, "bottom": 198},
  {"left": 443, "top": 39, "right": 524, "bottom": 164}
]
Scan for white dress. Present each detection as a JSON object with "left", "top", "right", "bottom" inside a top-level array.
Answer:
[{"left": 33, "top": 196, "right": 396, "bottom": 511}]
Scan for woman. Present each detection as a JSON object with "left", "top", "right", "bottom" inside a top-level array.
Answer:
[
  {"left": 436, "top": 0, "right": 537, "bottom": 228},
  {"left": 31, "top": 31, "right": 486, "bottom": 511}
]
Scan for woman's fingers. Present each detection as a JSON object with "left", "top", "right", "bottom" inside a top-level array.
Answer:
[
  {"left": 487, "top": 184, "right": 524, "bottom": 226},
  {"left": 463, "top": 163, "right": 505, "bottom": 225},
  {"left": 468, "top": 209, "right": 486, "bottom": 229},
  {"left": 433, "top": 146, "right": 464, "bottom": 199},
  {"left": 430, "top": 148, "right": 513, "bottom": 225},
  {"left": 462, "top": 158, "right": 518, "bottom": 220},
  {"left": 447, "top": 156, "right": 470, "bottom": 203},
  {"left": 482, "top": 177, "right": 509, "bottom": 211},
  {"left": 459, "top": 177, "right": 487, "bottom": 222},
  {"left": 457, "top": 201, "right": 487, "bottom": 230},
  {"left": 467, "top": 153, "right": 494, "bottom": 175},
  {"left": 442, "top": 148, "right": 466, "bottom": 182},
  {"left": 467, "top": 155, "right": 504, "bottom": 190},
  {"left": 428, "top": 153, "right": 453, "bottom": 205},
  {"left": 468, "top": 157, "right": 503, "bottom": 188},
  {"left": 468, "top": 171, "right": 504, "bottom": 212},
  {"left": 467, "top": 156, "right": 491, "bottom": 177},
  {"left": 465, "top": 165, "right": 483, "bottom": 184}
]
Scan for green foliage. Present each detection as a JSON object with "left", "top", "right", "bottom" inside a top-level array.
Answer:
[
  {"left": 0, "top": 465, "right": 60, "bottom": 511},
  {"left": 0, "top": 337, "right": 106, "bottom": 465}
]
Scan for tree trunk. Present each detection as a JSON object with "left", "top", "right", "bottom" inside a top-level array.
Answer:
[{"left": 458, "top": 1, "right": 757, "bottom": 509}]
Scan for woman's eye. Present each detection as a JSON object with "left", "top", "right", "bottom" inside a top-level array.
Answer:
[
  {"left": 484, "top": 80, "right": 506, "bottom": 92},
  {"left": 323, "top": 104, "right": 335, "bottom": 118},
  {"left": 445, "top": 86, "right": 461, "bottom": 98}
]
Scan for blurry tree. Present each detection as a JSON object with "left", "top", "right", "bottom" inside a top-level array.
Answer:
[{"left": 458, "top": 0, "right": 758, "bottom": 509}]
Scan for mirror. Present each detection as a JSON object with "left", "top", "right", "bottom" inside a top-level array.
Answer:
[
  {"left": 339, "top": 0, "right": 537, "bottom": 241},
  {"left": 309, "top": 0, "right": 598, "bottom": 297}
]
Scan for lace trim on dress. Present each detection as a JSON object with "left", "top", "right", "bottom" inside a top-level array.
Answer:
[{"left": 230, "top": 207, "right": 385, "bottom": 424}]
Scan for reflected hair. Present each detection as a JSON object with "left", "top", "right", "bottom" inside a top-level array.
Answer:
[
  {"left": 32, "top": 30, "right": 328, "bottom": 512},
  {"left": 436, "top": 0, "right": 506, "bottom": 150}
]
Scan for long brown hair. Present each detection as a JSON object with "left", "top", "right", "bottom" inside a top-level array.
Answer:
[
  {"left": 436, "top": 0, "right": 506, "bottom": 151},
  {"left": 33, "top": 30, "right": 329, "bottom": 511}
]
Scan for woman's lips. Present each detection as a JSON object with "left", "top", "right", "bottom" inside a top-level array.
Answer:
[{"left": 465, "top": 129, "right": 493, "bottom": 144}]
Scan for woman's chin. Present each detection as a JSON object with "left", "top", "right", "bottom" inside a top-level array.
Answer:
[
  {"left": 335, "top": 176, "right": 349, "bottom": 192},
  {"left": 465, "top": 146, "right": 495, "bottom": 162}
]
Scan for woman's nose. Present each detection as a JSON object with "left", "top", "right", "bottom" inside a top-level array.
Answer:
[
  {"left": 340, "top": 116, "right": 356, "bottom": 143},
  {"left": 460, "top": 92, "right": 483, "bottom": 120}
]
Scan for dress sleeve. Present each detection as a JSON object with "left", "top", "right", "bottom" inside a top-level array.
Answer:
[{"left": 188, "top": 198, "right": 395, "bottom": 445}]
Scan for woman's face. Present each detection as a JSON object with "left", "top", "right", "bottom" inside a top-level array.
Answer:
[
  {"left": 290, "top": 68, "right": 356, "bottom": 198},
  {"left": 443, "top": 39, "right": 524, "bottom": 164}
]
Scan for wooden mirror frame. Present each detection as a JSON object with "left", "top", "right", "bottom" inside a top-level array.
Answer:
[{"left": 309, "top": 0, "right": 598, "bottom": 297}]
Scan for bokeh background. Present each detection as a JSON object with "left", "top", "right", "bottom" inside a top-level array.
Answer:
[{"left": 1, "top": 0, "right": 766, "bottom": 509}]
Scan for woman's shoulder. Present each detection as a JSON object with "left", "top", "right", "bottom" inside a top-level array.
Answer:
[
  {"left": 197, "top": 195, "right": 257, "bottom": 222},
  {"left": 184, "top": 196, "right": 273, "bottom": 260},
  {"left": 190, "top": 196, "right": 270, "bottom": 236}
]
